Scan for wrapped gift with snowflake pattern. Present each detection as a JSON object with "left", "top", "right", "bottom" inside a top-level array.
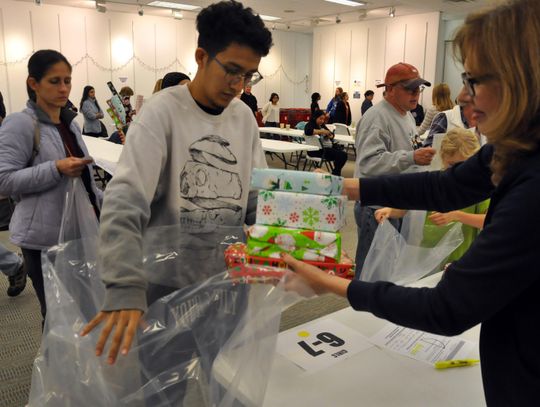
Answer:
[
  {"left": 251, "top": 168, "right": 344, "bottom": 196},
  {"left": 256, "top": 190, "right": 346, "bottom": 232},
  {"left": 246, "top": 224, "right": 341, "bottom": 262}
]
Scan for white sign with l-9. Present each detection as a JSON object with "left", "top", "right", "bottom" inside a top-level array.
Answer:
[{"left": 277, "top": 319, "right": 373, "bottom": 372}]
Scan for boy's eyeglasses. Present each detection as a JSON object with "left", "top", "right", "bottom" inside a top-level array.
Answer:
[{"left": 212, "top": 57, "right": 263, "bottom": 86}]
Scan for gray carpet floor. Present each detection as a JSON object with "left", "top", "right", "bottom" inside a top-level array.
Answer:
[{"left": 0, "top": 154, "right": 357, "bottom": 407}]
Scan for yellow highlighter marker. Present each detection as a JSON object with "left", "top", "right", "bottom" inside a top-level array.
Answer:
[{"left": 434, "top": 359, "right": 480, "bottom": 369}]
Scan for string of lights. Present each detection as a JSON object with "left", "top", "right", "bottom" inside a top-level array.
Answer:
[{"left": 0, "top": 53, "right": 309, "bottom": 87}]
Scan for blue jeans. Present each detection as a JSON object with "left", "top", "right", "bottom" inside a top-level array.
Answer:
[
  {"left": 0, "top": 243, "right": 22, "bottom": 277},
  {"left": 354, "top": 202, "right": 401, "bottom": 279}
]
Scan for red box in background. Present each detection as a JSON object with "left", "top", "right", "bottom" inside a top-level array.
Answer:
[{"left": 278, "top": 108, "right": 311, "bottom": 128}]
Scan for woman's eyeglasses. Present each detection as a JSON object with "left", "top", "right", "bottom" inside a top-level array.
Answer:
[{"left": 461, "top": 72, "right": 494, "bottom": 97}]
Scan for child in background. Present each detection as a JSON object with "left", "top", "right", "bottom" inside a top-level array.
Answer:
[{"left": 375, "top": 128, "right": 489, "bottom": 263}]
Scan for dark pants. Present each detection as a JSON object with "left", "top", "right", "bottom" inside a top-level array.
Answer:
[
  {"left": 308, "top": 147, "right": 348, "bottom": 176},
  {"left": 21, "top": 248, "right": 46, "bottom": 322},
  {"left": 354, "top": 203, "right": 401, "bottom": 278}
]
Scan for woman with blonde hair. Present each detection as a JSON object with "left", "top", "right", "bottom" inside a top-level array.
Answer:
[
  {"left": 417, "top": 83, "right": 454, "bottom": 135},
  {"left": 152, "top": 78, "right": 163, "bottom": 94},
  {"left": 281, "top": 1, "right": 540, "bottom": 404}
]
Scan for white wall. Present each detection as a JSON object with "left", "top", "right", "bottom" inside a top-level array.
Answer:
[
  {"left": 440, "top": 19, "right": 465, "bottom": 101},
  {"left": 0, "top": 0, "right": 312, "bottom": 127},
  {"left": 311, "top": 12, "right": 441, "bottom": 124},
  {"left": 253, "top": 29, "right": 312, "bottom": 110}
]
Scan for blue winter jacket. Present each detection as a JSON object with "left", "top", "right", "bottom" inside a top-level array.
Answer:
[
  {"left": 81, "top": 99, "right": 103, "bottom": 134},
  {"left": 0, "top": 101, "right": 102, "bottom": 250}
]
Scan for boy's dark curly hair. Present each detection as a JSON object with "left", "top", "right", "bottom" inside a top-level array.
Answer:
[{"left": 197, "top": 1, "right": 273, "bottom": 57}]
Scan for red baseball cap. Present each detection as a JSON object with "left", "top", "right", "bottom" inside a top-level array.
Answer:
[{"left": 376, "top": 62, "right": 431, "bottom": 89}]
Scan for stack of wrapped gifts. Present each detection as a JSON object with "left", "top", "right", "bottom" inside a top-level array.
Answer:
[{"left": 225, "top": 168, "right": 354, "bottom": 279}]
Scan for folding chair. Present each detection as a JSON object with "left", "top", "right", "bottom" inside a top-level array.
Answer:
[{"left": 302, "top": 135, "right": 334, "bottom": 173}]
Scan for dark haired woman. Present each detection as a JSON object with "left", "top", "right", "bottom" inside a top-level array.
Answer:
[
  {"left": 304, "top": 110, "right": 348, "bottom": 176},
  {"left": 0, "top": 49, "right": 102, "bottom": 325},
  {"left": 310, "top": 92, "right": 321, "bottom": 117},
  {"left": 80, "top": 85, "right": 108, "bottom": 138},
  {"left": 262, "top": 92, "right": 280, "bottom": 127}
]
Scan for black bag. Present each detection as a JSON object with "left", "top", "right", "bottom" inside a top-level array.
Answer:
[{"left": 0, "top": 198, "right": 15, "bottom": 231}]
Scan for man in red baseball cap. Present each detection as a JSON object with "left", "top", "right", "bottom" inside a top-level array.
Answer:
[
  {"left": 376, "top": 62, "right": 431, "bottom": 92},
  {"left": 353, "top": 62, "right": 436, "bottom": 276}
]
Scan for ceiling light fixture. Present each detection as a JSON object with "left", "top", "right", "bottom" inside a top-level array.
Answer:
[
  {"left": 172, "top": 10, "right": 183, "bottom": 20},
  {"left": 389, "top": 7, "right": 396, "bottom": 17},
  {"left": 148, "top": 1, "right": 200, "bottom": 11},
  {"left": 95, "top": 0, "right": 106, "bottom": 13},
  {"left": 324, "top": 0, "right": 366, "bottom": 7},
  {"left": 260, "top": 14, "right": 280, "bottom": 21}
]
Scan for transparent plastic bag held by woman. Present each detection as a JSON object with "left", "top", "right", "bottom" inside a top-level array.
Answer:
[{"left": 360, "top": 210, "right": 464, "bottom": 285}]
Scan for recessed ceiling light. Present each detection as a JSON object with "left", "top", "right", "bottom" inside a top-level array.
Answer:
[
  {"left": 324, "top": 0, "right": 366, "bottom": 6},
  {"left": 148, "top": 1, "right": 200, "bottom": 11},
  {"left": 260, "top": 14, "right": 280, "bottom": 21}
]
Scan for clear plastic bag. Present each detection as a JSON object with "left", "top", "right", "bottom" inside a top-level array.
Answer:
[
  {"left": 58, "top": 177, "right": 99, "bottom": 244},
  {"left": 29, "top": 222, "right": 305, "bottom": 406},
  {"left": 359, "top": 210, "right": 464, "bottom": 285}
]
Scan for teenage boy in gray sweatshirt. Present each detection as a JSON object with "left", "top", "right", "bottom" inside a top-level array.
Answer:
[{"left": 82, "top": 0, "right": 272, "bottom": 366}]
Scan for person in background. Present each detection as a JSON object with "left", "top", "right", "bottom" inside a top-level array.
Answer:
[
  {"left": 334, "top": 91, "right": 351, "bottom": 126},
  {"left": 375, "top": 128, "right": 489, "bottom": 264},
  {"left": 0, "top": 50, "right": 101, "bottom": 324},
  {"left": 361, "top": 90, "right": 374, "bottom": 115},
  {"left": 304, "top": 110, "right": 348, "bottom": 176},
  {"left": 281, "top": 1, "right": 540, "bottom": 404},
  {"left": 161, "top": 72, "right": 191, "bottom": 89},
  {"left": 240, "top": 82, "right": 258, "bottom": 115},
  {"left": 119, "top": 86, "right": 136, "bottom": 125},
  {"left": 410, "top": 102, "right": 424, "bottom": 126},
  {"left": 417, "top": 83, "right": 454, "bottom": 136},
  {"left": 326, "top": 87, "right": 343, "bottom": 123},
  {"left": 81, "top": 0, "right": 271, "bottom": 371},
  {"left": 0, "top": 243, "right": 25, "bottom": 297},
  {"left": 0, "top": 91, "right": 6, "bottom": 126},
  {"left": 423, "top": 86, "right": 476, "bottom": 147},
  {"left": 310, "top": 92, "right": 321, "bottom": 117},
  {"left": 354, "top": 62, "right": 435, "bottom": 275},
  {"left": 261, "top": 92, "right": 280, "bottom": 127},
  {"left": 80, "top": 85, "right": 108, "bottom": 138},
  {"left": 152, "top": 78, "right": 163, "bottom": 94}
]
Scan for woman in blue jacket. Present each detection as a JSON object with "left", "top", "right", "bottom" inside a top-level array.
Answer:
[
  {"left": 80, "top": 85, "right": 107, "bottom": 138},
  {"left": 0, "top": 50, "right": 102, "bottom": 324},
  {"left": 283, "top": 0, "right": 540, "bottom": 405}
]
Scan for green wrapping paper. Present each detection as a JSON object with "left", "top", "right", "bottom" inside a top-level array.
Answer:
[
  {"left": 251, "top": 168, "right": 344, "bottom": 196},
  {"left": 246, "top": 224, "right": 341, "bottom": 262},
  {"left": 256, "top": 190, "right": 346, "bottom": 232}
]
